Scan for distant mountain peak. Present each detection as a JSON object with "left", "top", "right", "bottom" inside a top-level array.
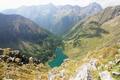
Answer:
[
  {"left": 90, "top": 2, "right": 100, "bottom": 5},
  {"left": 88, "top": 2, "right": 102, "bottom": 8},
  {"left": 47, "top": 3, "right": 54, "bottom": 6}
]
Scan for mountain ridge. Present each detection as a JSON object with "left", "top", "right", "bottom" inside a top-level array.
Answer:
[
  {"left": 2, "top": 3, "right": 102, "bottom": 35},
  {"left": 64, "top": 5, "right": 120, "bottom": 58}
]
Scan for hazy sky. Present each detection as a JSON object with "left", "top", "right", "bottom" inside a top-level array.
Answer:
[{"left": 0, "top": 0, "right": 120, "bottom": 11}]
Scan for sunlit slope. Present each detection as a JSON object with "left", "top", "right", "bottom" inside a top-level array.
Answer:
[{"left": 64, "top": 6, "right": 120, "bottom": 58}]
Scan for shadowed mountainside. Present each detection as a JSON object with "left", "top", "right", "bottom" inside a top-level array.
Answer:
[{"left": 0, "top": 13, "right": 62, "bottom": 62}]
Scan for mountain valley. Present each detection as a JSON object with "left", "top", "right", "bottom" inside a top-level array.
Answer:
[{"left": 0, "top": 2, "right": 120, "bottom": 80}]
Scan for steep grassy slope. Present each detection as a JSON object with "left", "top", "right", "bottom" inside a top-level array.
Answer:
[
  {"left": 64, "top": 6, "right": 120, "bottom": 59},
  {"left": 0, "top": 13, "right": 62, "bottom": 62},
  {"left": 0, "top": 63, "right": 49, "bottom": 80}
]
